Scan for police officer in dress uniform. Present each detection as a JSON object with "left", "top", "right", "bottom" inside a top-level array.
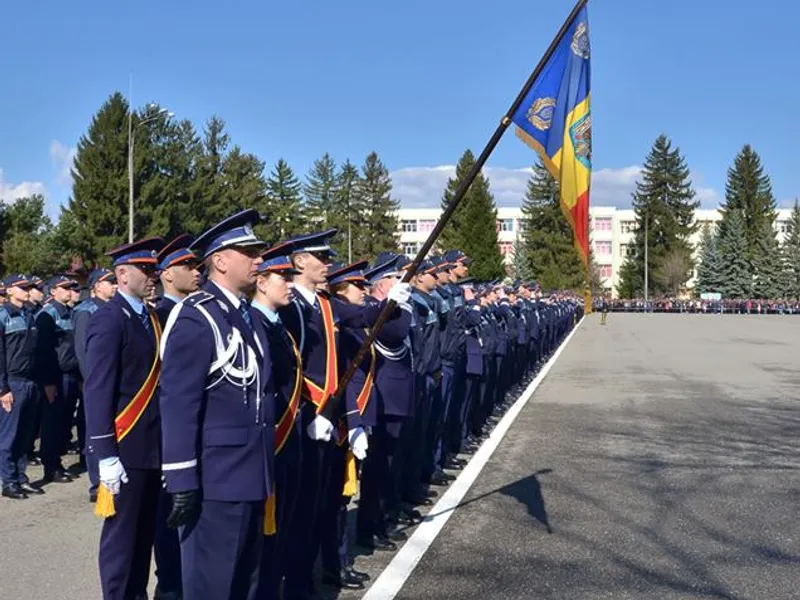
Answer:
[
  {"left": 36, "top": 275, "right": 81, "bottom": 484},
  {"left": 250, "top": 241, "right": 304, "bottom": 600},
  {"left": 159, "top": 210, "right": 273, "bottom": 600},
  {"left": 0, "top": 275, "right": 43, "bottom": 499},
  {"left": 24, "top": 275, "right": 46, "bottom": 467},
  {"left": 84, "top": 237, "right": 166, "bottom": 600},
  {"left": 152, "top": 234, "right": 202, "bottom": 600},
  {"left": 73, "top": 268, "right": 118, "bottom": 502},
  {"left": 357, "top": 253, "right": 414, "bottom": 546}
]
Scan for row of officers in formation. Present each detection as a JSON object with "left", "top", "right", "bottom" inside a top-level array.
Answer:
[
  {"left": 594, "top": 297, "right": 800, "bottom": 314},
  {"left": 0, "top": 209, "right": 582, "bottom": 600}
]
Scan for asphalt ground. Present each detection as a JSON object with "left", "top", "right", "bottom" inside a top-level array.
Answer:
[
  {"left": 2, "top": 313, "right": 798, "bottom": 599},
  {"left": 396, "top": 314, "right": 800, "bottom": 600}
]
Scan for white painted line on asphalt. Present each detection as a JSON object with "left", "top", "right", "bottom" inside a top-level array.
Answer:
[{"left": 362, "top": 316, "right": 585, "bottom": 600}]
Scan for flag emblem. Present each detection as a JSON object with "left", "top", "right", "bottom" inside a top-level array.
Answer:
[
  {"left": 571, "top": 21, "right": 590, "bottom": 58},
  {"left": 569, "top": 112, "right": 592, "bottom": 169},
  {"left": 527, "top": 97, "right": 557, "bottom": 131}
]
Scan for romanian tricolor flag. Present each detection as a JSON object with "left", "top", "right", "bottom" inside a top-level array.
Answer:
[{"left": 511, "top": 4, "right": 591, "bottom": 268}]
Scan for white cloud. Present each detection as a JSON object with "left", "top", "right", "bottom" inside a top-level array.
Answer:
[
  {"left": 391, "top": 164, "right": 720, "bottom": 210},
  {"left": 50, "top": 140, "right": 77, "bottom": 186},
  {"left": 0, "top": 168, "right": 47, "bottom": 204}
]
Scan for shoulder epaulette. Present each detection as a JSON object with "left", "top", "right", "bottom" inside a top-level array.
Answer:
[{"left": 184, "top": 290, "right": 216, "bottom": 307}]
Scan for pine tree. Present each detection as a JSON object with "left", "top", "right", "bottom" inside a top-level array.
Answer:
[
  {"left": 265, "top": 159, "right": 304, "bottom": 241},
  {"left": 356, "top": 152, "right": 400, "bottom": 259},
  {"left": 220, "top": 147, "right": 269, "bottom": 233},
  {"left": 518, "top": 159, "right": 583, "bottom": 290},
  {"left": 718, "top": 210, "right": 752, "bottom": 298},
  {"left": 751, "top": 219, "right": 783, "bottom": 299},
  {"left": 616, "top": 134, "right": 699, "bottom": 297},
  {"left": 511, "top": 232, "right": 532, "bottom": 281},
  {"left": 333, "top": 160, "right": 361, "bottom": 260},
  {"left": 304, "top": 153, "right": 341, "bottom": 232},
  {"left": 695, "top": 224, "right": 724, "bottom": 295},
  {"left": 438, "top": 150, "right": 504, "bottom": 280},
  {"left": 64, "top": 92, "right": 130, "bottom": 264},
  {"left": 718, "top": 144, "right": 776, "bottom": 263},
  {"left": 782, "top": 200, "right": 800, "bottom": 299}
]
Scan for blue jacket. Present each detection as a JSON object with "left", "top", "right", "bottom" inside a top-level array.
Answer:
[
  {"left": 84, "top": 293, "right": 161, "bottom": 469},
  {"left": 159, "top": 282, "right": 275, "bottom": 502},
  {"left": 72, "top": 297, "right": 105, "bottom": 380},
  {"left": 0, "top": 303, "right": 37, "bottom": 392}
]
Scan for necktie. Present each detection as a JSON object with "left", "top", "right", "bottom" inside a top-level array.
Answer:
[
  {"left": 239, "top": 301, "right": 253, "bottom": 330},
  {"left": 140, "top": 310, "right": 153, "bottom": 337}
]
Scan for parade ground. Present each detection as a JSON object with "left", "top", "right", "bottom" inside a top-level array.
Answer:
[{"left": 3, "top": 313, "right": 799, "bottom": 600}]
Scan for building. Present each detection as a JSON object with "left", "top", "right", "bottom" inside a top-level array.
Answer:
[{"left": 396, "top": 206, "right": 796, "bottom": 297}]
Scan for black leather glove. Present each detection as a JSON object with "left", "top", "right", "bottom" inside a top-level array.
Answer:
[{"left": 166, "top": 490, "right": 201, "bottom": 529}]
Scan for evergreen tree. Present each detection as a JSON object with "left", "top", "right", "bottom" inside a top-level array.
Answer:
[
  {"left": 0, "top": 195, "right": 62, "bottom": 275},
  {"left": 335, "top": 160, "right": 361, "bottom": 260},
  {"left": 64, "top": 92, "right": 130, "bottom": 264},
  {"left": 511, "top": 232, "right": 533, "bottom": 281},
  {"left": 718, "top": 210, "right": 752, "bottom": 298},
  {"left": 437, "top": 150, "right": 504, "bottom": 280},
  {"left": 265, "top": 159, "right": 304, "bottom": 241},
  {"left": 718, "top": 144, "right": 776, "bottom": 263},
  {"left": 616, "top": 134, "right": 699, "bottom": 297},
  {"left": 356, "top": 152, "right": 400, "bottom": 259},
  {"left": 220, "top": 146, "right": 269, "bottom": 231},
  {"left": 751, "top": 219, "right": 783, "bottom": 299},
  {"left": 518, "top": 159, "right": 583, "bottom": 290},
  {"left": 304, "top": 153, "right": 341, "bottom": 231},
  {"left": 782, "top": 200, "right": 800, "bottom": 299},
  {"left": 695, "top": 224, "right": 724, "bottom": 295}
]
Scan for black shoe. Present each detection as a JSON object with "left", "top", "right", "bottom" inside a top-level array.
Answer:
[
  {"left": 425, "top": 489, "right": 439, "bottom": 499},
  {"left": 387, "top": 512, "right": 414, "bottom": 526},
  {"left": 405, "top": 494, "right": 433, "bottom": 506},
  {"left": 18, "top": 482, "right": 45, "bottom": 495},
  {"left": 154, "top": 586, "right": 182, "bottom": 600},
  {"left": 322, "top": 568, "right": 365, "bottom": 590},
  {"left": 381, "top": 529, "right": 407, "bottom": 542},
  {"left": 27, "top": 455, "right": 42, "bottom": 466},
  {"left": 43, "top": 469, "right": 72, "bottom": 483},
  {"left": 428, "top": 472, "right": 451, "bottom": 486},
  {"left": 2, "top": 484, "right": 28, "bottom": 500},
  {"left": 444, "top": 457, "right": 467, "bottom": 470},
  {"left": 346, "top": 566, "right": 370, "bottom": 582}
]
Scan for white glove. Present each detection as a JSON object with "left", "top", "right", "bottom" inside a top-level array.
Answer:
[
  {"left": 388, "top": 282, "right": 412, "bottom": 309},
  {"left": 99, "top": 456, "right": 129, "bottom": 495},
  {"left": 306, "top": 414, "right": 334, "bottom": 442},
  {"left": 348, "top": 426, "right": 369, "bottom": 460}
]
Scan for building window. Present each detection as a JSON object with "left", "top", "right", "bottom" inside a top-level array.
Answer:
[
  {"left": 418, "top": 219, "right": 436, "bottom": 233},
  {"left": 401, "top": 220, "right": 417, "bottom": 233},
  {"left": 599, "top": 265, "right": 612, "bottom": 279},
  {"left": 620, "top": 220, "right": 636, "bottom": 234},
  {"left": 594, "top": 217, "right": 612, "bottom": 232},
  {"left": 402, "top": 242, "right": 419, "bottom": 256},
  {"left": 499, "top": 241, "right": 514, "bottom": 255},
  {"left": 595, "top": 241, "right": 612, "bottom": 255},
  {"left": 497, "top": 218, "right": 515, "bottom": 232},
  {"left": 777, "top": 220, "right": 790, "bottom": 234},
  {"left": 620, "top": 243, "right": 635, "bottom": 257}
]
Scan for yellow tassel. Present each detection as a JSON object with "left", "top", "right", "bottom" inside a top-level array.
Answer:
[
  {"left": 342, "top": 450, "right": 357, "bottom": 497},
  {"left": 94, "top": 484, "right": 116, "bottom": 518},
  {"left": 263, "top": 492, "right": 276, "bottom": 536}
]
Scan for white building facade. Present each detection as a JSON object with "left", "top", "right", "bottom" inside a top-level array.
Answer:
[{"left": 396, "top": 206, "right": 795, "bottom": 297}]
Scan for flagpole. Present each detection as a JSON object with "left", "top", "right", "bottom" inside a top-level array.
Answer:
[{"left": 332, "top": 0, "right": 590, "bottom": 399}]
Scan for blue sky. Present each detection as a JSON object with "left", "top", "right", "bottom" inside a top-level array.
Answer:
[{"left": 0, "top": 0, "right": 797, "bottom": 218}]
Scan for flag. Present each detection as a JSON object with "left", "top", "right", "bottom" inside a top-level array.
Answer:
[{"left": 511, "top": 4, "right": 591, "bottom": 268}]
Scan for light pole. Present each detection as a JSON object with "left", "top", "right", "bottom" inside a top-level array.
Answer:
[
  {"left": 127, "top": 102, "right": 173, "bottom": 243},
  {"left": 644, "top": 210, "right": 649, "bottom": 307}
]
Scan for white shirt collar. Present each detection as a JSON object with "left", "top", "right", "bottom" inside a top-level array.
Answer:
[
  {"left": 294, "top": 283, "right": 318, "bottom": 307},
  {"left": 211, "top": 280, "right": 243, "bottom": 309}
]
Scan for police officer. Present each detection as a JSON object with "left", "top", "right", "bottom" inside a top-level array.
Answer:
[
  {"left": 36, "top": 275, "right": 81, "bottom": 484},
  {"left": 73, "top": 268, "right": 117, "bottom": 502},
  {"left": 0, "top": 275, "right": 42, "bottom": 499},
  {"left": 84, "top": 236, "right": 166, "bottom": 600},
  {"left": 250, "top": 241, "right": 304, "bottom": 600},
  {"left": 153, "top": 234, "right": 201, "bottom": 600},
  {"left": 159, "top": 210, "right": 273, "bottom": 600}
]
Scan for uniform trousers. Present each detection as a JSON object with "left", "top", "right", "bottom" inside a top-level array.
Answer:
[
  {"left": 99, "top": 467, "right": 160, "bottom": 600},
  {"left": 179, "top": 499, "right": 264, "bottom": 600},
  {"left": 0, "top": 378, "right": 37, "bottom": 486},
  {"left": 432, "top": 364, "right": 455, "bottom": 471},
  {"left": 259, "top": 423, "right": 303, "bottom": 600},
  {"left": 459, "top": 374, "right": 481, "bottom": 450},
  {"left": 154, "top": 488, "right": 182, "bottom": 595},
  {"left": 419, "top": 373, "right": 442, "bottom": 483},
  {"left": 446, "top": 359, "right": 466, "bottom": 457},
  {"left": 401, "top": 376, "right": 430, "bottom": 500},
  {"left": 320, "top": 442, "right": 348, "bottom": 574},
  {"left": 284, "top": 411, "right": 335, "bottom": 600},
  {"left": 357, "top": 416, "right": 403, "bottom": 538},
  {"left": 40, "top": 371, "right": 78, "bottom": 473}
]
